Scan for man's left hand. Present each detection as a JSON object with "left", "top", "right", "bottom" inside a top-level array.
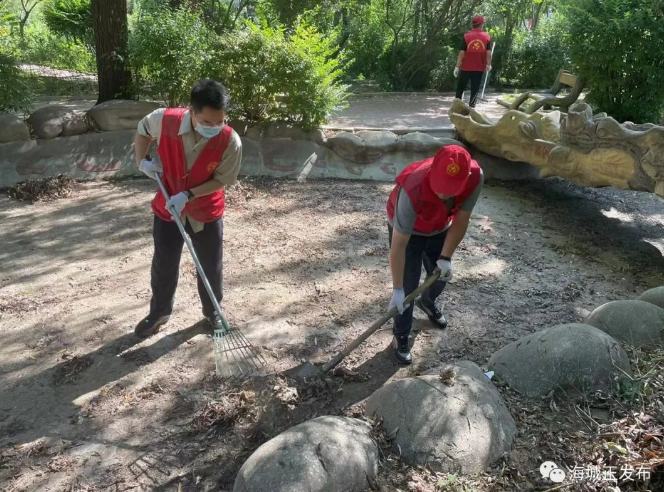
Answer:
[
  {"left": 486, "top": 65, "right": 492, "bottom": 72},
  {"left": 436, "top": 258, "right": 453, "bottom": 281},
  {"left": 166, "top": 192, "right": 189, "bottom": 219}
]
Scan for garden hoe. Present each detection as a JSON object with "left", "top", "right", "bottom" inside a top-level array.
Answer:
[
  {"left": 153, "top": 166, "right": 266, "bottom": 380},
  {"left": 284, "top": 270, "right": 442, "bottom": 379}
]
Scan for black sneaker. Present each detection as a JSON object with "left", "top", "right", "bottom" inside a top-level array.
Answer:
[
  {"left": 392, "top": 334, "right": 412, "bottom": 365},
  {"left": 415, "top": 298, "right": 447, "bottom": 328},
  {"left": 206, "top": 313, "right": 224, "bottom": 332},
  {"left": 134, "top": 314, "right": 170, "bottom": 338}
]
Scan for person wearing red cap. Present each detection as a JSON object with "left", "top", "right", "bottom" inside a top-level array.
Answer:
[
  {"left": 386, "top": 145, "right": 483, "bottom": 364},
  {"left": 454, "top": 15, "right": 492, "bottom": 108}
]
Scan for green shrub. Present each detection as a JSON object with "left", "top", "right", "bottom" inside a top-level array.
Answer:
[
  {"left": 19, "top": 21, "right": 96, "bottom": 73},
  {"left": 501, "top": 14, "right": 571, "bottom": 89},
  {"left": 0, "top": 52, "right": 32, "bottom": 113},
  {"left": 130, "top": 7, "right": 215, "bottom": 106},
  {"left": 344, "top": 2, "right": 390, "bottom": 80},
  {"left": 0, "top": 10, "right": 31, "bottom": 112},
  {"left": 205, "top": 20, "right": 348, "bottom": 128},
  {"left": 43, "top": 0, "right": 93, "bottom": 49},
  {"left": 566, "top": 0, "right": 664, "bottom": 123},
  {"left": 429, "top": 46, "right": 457, "bottom": 92}
]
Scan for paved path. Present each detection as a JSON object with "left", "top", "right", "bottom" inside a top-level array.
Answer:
[
  {"left": 26, "top": 91, "right": 510, "bottom": 130},
  {"left": 328, "top": 92, "right": 508, "bottom": 129}
]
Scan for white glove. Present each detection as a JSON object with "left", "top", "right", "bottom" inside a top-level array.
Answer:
[
  {"left": 453, "top": 67, "right": 460, "bottom": 78},
  {"left": 436, "top": 258, "right": 453, "bottom": 281},
  {"left": 486, "top": 65, "right": 492, "bottom": 72},
  {"left": 389, "top": 287, "right": 408, "bottom": 315},
  {"left": 166, "top": 191, "right": 189, "bottom": 219},
  {"left": 138, "top": 158, "right": 162, "bottom": 180}
]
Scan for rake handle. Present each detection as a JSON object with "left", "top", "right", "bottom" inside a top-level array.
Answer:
[
  {"left": 321, "top": 271, "right": 442, "bottom": 374},
  {"left": 154, "top": 171, "right": 230, "bottom": 332}
]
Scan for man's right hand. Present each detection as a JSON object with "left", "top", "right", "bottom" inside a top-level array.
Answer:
[
  {"left": 453, "top": 67, "right": 460, "bottom": 78},
  {"left": 139, "top": 158, "right": 163, "bottom": 180},
  {"left": 389, "top": 287, "right": 408, "bottom": 315}
]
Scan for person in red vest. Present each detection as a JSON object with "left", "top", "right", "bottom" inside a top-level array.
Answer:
[
  {"left": 132, "top": 79, "right": 242, "bottom": 338},
  {"left": 386, "top": 145, "right": 483, "bottom": 364},
  {"left": 454, "top": 15, "right": 492, "bottom": 108}
]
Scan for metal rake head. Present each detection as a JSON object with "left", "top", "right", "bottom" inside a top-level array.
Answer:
[{"left": 213, "top": 327, "right": 266, "bottom": 380}]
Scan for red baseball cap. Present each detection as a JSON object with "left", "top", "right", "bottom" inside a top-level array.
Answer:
[
  {"left": 429, "top": 145, "right": 472, "bottom": 196},
  {"left": 472, "top": 15, "right": 485, "bottom": 25}
]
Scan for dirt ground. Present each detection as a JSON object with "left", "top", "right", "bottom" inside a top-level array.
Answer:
[{"left": 1, "top": 176, "right": 663, "bottom": 492}]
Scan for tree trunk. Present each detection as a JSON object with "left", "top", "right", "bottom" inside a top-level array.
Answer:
[
  {"left": 532, "top": 1, "right": 545, "bottom": 30},
  {"left": 91, "top": 0, "right": 133, "bottom": 104}
]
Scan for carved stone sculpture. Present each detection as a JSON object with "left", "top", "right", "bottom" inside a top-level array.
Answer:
[{"left": 449, "top": 99, "right": 664, "bottom": 197}]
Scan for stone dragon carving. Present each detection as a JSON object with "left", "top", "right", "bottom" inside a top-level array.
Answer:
[{"left": 449, "top": 99, "right": 664, "bottom": 197}]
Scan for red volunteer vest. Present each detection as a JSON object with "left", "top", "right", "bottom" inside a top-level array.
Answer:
[
  {"left": 386, "top": 158, "right": 482, "bottom": 234},
  {"left": 151, "top": 108, "right": 232, "bottom": 222},
  {"left": 461, "top": 28, "right": 491, "bottom": 72}
]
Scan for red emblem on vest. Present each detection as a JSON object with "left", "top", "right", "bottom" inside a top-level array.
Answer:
[{"left": 207, "top": 162, "right": 220, "bottom": 173}]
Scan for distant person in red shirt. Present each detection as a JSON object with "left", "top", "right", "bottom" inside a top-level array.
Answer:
[{"left": 454, "top": 15, "right": 492, "bottom": 108}]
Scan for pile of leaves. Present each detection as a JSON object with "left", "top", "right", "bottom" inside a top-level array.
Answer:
[
  {"left": 52, "top": 352, "right": 93, "bottom": 386},
  {"left": 192, "top": 390, "right": 256, "bottom": 434},
  {"left": 225, "top": 177, "right": 278, "bottom": 206},
  {"left": 7, "top": 175, "right": 77, "bottom": 203}
]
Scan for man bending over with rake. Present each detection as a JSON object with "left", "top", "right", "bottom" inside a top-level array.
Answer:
[
  {"left": 386, "top": 145, "right": 483, "bottom": 365},
  {"left": 133, "top": 79, "right": 242, "bottom": 338}
]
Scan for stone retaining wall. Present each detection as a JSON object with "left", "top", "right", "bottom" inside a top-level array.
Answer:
[{"left": 0, "top": 99, "right": 540, "bottom": 187}]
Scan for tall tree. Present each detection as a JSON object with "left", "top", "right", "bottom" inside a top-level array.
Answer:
[
  {"left": 18, "top": 0, "right": 43, "bottom": 37},
  {"left": 91, "top": 0, "right": 132, "bottom": 103}
]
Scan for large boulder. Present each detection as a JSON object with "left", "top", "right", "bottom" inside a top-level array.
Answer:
[
  {"left": 639, "top": 287, "right": 664, "bottom": 310},
  {"left": 327, "top": 131, "right": 397, "bottom": 163},
  {"left": 365, "top": 361, "right": 516, "bottom": 474},
  {"left": 0, "top": 114, "right": 30, "bottom": 142},
  {"left": 399, "top": 132, "right": 462, "bottom": 153},
  {"left": 87, "top": 100, "right": 161, "bottom": 131},
  {"left": 233, "top": 416, "right": 378, "bottom": 492},
  {"left": 27, "top": 106, "right": 90, "bottom": 139},
  {"left": 488, "top": 324, "right": 632, "bottom": 398},
  {"left": 585, "top": 300, "right": 664, "bottom": 347}
]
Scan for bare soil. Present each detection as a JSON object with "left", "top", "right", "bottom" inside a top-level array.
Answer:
[{"left": 1, "top": 176, "right": 663, "bottom": 492}]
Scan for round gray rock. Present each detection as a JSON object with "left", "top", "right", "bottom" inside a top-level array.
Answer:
[
  {"left": 233, "top": 416, "right": 378, "bottom": 492},
  {"left": 88, "top": 100, "right": 162, "bottom": 131},
  {"left": 488, "top": 323, "right": 632, "bottom": 398},
  {"left": 585, "top": 300, "right": 664, "bottom": 347},
  {"left": 327, "top": 131, "right": 396, "bottom": 163},
  {"left": 28, "top": 106, "right": 90, "bottom": 139},
  {"left": 61, "top": 111, "right": 90, "bottom": 136},
  {"left": 399, "top": 132, "right": 463, "bottom": 153},
  {"left": 639, "top": 286, "right": 664, "bottom": 309},
  {"left": 0, "top": 114, "right": 30, "bottom": 142},
  {"left": 365, "top": 361, "right": 516, "bottom": 474}
]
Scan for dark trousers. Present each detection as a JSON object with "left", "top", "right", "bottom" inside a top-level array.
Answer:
[
  {"left": 456, "top": 70, "right": 484, "bottom": 107},
  {"left": 149, "top": 215, "right": 223, "bottom": 319},
  {"left": 388, "top": 225, "right": 448, "bottom": 336}
]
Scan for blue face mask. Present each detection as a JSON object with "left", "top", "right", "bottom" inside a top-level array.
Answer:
[{"left": 196, "top": 124, "right": 223, "bottom": 139}]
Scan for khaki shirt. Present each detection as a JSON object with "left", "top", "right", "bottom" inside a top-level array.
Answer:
[{"left": 138, "top": 108, "right": 242, "bottom": 232}]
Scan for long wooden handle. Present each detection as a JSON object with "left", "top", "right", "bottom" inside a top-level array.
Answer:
[{"left": 321, "top": 271, "right": 442, "bottom": 374}]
